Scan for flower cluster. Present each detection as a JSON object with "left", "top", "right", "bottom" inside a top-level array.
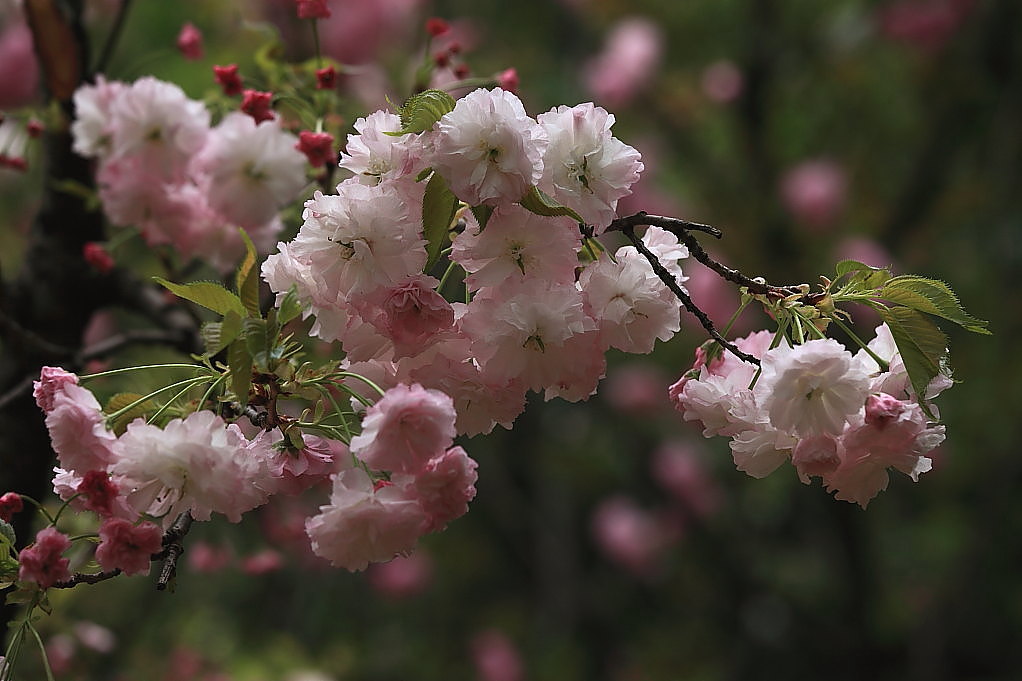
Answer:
[
  {"left": 71, "top": 76, "right": 307, "bottom": 270},
  {"left": 263, "top": 88, "right": 679, "bottom": 436},
  {"left": 670, "top": 325, "right": 948, "bottom": 507},
  {"left": 31, "top": 367, "right": 477, "bottom": 577}
]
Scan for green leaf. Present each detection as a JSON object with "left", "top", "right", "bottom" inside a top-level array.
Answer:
[
  {"left": 421, "top": 172, "right": 459, "bottom": 271},
  {"left": 876, "top": 306, "right": 949, "bottom": 417},
  {"left": 228, "top": 339, "right": 253, "bottom": 408},
  {"left": 235, "top": 229, "right": 261, "bottom": 318},
  {"left": 518, "top": 185, "right": 585, "bottom": 224},
  {"left": 243, "top": 318, "right": 271, "bottom": 372},
  {"left": 389, "top": 89, "right": 456, "bottom": 135},
  {"left": 0, "top": 520, "right": 15, "bottom": 548},
  {"left": 199, "top": 311, "right": 243, "bottom": 358},
  {"left": 105, "top": 393, "right": 155, "bottom": 435},
  {"left": 834, "top": 260, "right": 892, "bottom": 291},
  {"left": 276, "top": 287, "right": 304, "bottom": 326},
  {"left": 879, "top": 276, "right": 991, "bottom": 335},
  {"left": 154, "top": 278, "right": 246, "bottom": 318},
  {"left": 470, "top": 204, "right": 493, "bottom": 230}
]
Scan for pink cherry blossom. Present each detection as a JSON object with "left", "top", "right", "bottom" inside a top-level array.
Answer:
[
  {"left": 537, "top": 102, "right": 643, "bottom": 230},
  {"left": 358, "top": 275, "right": 455, "bottom": 359},
  {"left": 95, "top": 518, "right": 162, "bottom": 576},
  {"left": 401, "top": 446, "right": 478, "bottom": 532},
  {"left": 198, "top": 112, "right": 305, "bottom": 229},
  {"left": 431, "top": 88, "right": 547, "bottom": 206},
  {"left": 349, "top": 384, "right": 457, "bottom": 474},
  {"left": 338, "top": 110, "right": 427, "bottom": 186},
  {"left": 580, "top": 250, "right": 681, "bottom": 354},
  {"left": 18, "top": 527, "right": 72, "bottom": 588},
  {"left": 460, "top": 281, "right": 601, "bottom": 397},
  {"left": 779, "top": 159, "right": 847, "bottom": 231},
  {"left": 33, "top": 366, "right": 80, "bottom": 413},
  {"left": 452, "top": 205, "right": 581, "bottom": 291},
  {"left": 305, "top": 468, "right": 427, "bottom": 571},
  {"left": 288, "top": 182, "right": 426, "bottom": 300},
  {"left": 213, "top": 64, "right": 243, "bottom": 96},
  {"left": 110, "top": 411, "right": 276, "bottom": 523},
  {"left": 44, "top": 383, "right": 117, "bottom": 474},
  {"left": 758, "top": 338, "right": 872, "bottom": 437}
]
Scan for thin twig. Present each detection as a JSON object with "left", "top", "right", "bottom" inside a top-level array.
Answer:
[
  {"left": 618, "top": 226, "right": 760, "bottom": 365},
  {"left": 93, "top": 0, "right": 133, "bottom": 76}
]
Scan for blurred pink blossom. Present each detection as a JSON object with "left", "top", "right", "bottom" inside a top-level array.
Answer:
[
  {"left": 0, "top": 19, "right": 39, "bottom": 108},
  {"left": 187, "top": 541, "right": 233, "bottom": 573},
  {"left": 878, "top": 0, "right": 976, "bottom": 52},
  {"left": 470, "top": 630, "right": 524, "bottom": 681},
  {"left": 701, "top": 59, "right": 744, "bottom": 103},
  {"left": 603, "top": 363, "right": 670, "bottom": 415},
  {"left": 318, "top": 0, "right": 425, "bottom": 64},
  {"left": 779, "top": 159, "right": 848, "bottom": 231},
  {"left": 651, "top": 441, "right": 722, "bottom": 517},
  {"left": 241, "top": 549, "right": 284, "bottom": 575},
  {"left": 584, "top": 17, "right": 663, "bottom": 108},
  {"left": 176, "top": 22, "right": 203, "bottom": 60},
  {"left": 366, "top": 551, "right": 434, "bottom": 599},
  {"left": 591, "top": 496, "right": 675, "bottom": 577}
]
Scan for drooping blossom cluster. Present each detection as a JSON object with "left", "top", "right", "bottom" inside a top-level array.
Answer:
[
  {"left": 30, "top": 366, "right": 477, "bottom": 577},
  {"left": 71, "top": 76, "right": 307, "bottom": 270},
  {"left": 670, "top": 324, "right": 948, "bottom": 507},
  {"left": 263, "top": 88, "right": 678, "bottom": 437}
]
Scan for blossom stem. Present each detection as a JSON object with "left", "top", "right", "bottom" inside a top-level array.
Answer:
[
  {"left": 27, "top": 621, "right": 55, "bottom": 681},
  {"left": 830, "top": 315, "right": 890, "bottom": 372},
  {"left": 104, "top": 376, "right": 211, "bottom": 424},
  {"left": 16, "top": 495, "right": 56, "bottom": 526},
  {"left": 79, "top": 364, "right": 209, "bottom": 381},
  {"left": 436, "top": 259, "right": 460, "bottom": 295}
]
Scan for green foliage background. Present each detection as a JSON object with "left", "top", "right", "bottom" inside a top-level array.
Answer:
[{"left": 2, "top": 1, "right": 1021, "bottom": 679}]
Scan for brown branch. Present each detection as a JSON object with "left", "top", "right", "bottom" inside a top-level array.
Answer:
[
  {"left": 52, "top": 568, "right": 122, "bottom": 588},
  {"left": 156, "top": 511, "right": 193, "bottom": 591},
  {"left": 617, "top": 225, "right": 760, "bottom": 366}
]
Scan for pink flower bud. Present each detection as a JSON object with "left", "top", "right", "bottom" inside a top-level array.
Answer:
[
  {"left": 176, "top": 22, "right": 203, "bottom": 60},
  {"left": 864, "top": 393, "right": 907, "bottom": 428},
  {"left": 496, "top": 68, "right": 519, "bottom": 94},
  {"left": 76, "top": 470, "right": 118, "bottom": 516},
  {"left": 425, "top": 17, "right": 450, "bottom": 37},
  {"left": 315, "top": 66, "right": 336, "bottom": 90},
  {"left": 240, "top": 89, "right": 275, "bottom": 123},
  {"left": 296, "top": 131, "right": 335, "bottom": 167},
  {"left": 0, "top": 492, "right": 23, "bottom": 522},
  {"left": 295, "top": 0, "right": 331, "bottom": 19},
  {"left": 83, "top": 242, "right": 114, "bottom": 273},
  {"left": 213, "top": 64, "right": 243, "bottom": 96}
]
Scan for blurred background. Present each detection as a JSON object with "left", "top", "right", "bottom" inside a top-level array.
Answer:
[{"left": 2, "top": 0, "right": 1021, "bottom": 679}]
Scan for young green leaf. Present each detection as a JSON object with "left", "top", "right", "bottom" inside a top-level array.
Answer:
[
  {"left": 518, "top": 185, "right": 585, "bottom": 224},
  {"left": 421, "top": 172, "right": 459, "bottom": 270},
  {"left": 105, "top": 392, "right": 156, "bottom": 435},
  {"left": 228, "top": 339, "right": 253, "bottom": 408},
  {"left": 876, "top": 306, "right": 949, "bottom": 417},
  {"left": 879, "top": 276, "right": 991, "bottom": 335},
  {"left": 834, "top": 260, "right": 892, "bottom": 292},
  {"left": 243, "top": 318, "right": 271, "bottom": 371},
  {"left": 199, "top": 311, "right": 243, "bottom": 358},
  {"left": 276, "top": 287, "right": 304, "bottom": 326},
  {"left": 235, "top": 229, "right": 261, "bottom": 318},
  {"left": 470, "top": 204, "right": 493, "bottom": 230},
  {"left": 389, "top": 89, "right": 456, "bottom": 135},
  {"left": 154, "top": 278, "right": 247, "bottom": 318}
]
